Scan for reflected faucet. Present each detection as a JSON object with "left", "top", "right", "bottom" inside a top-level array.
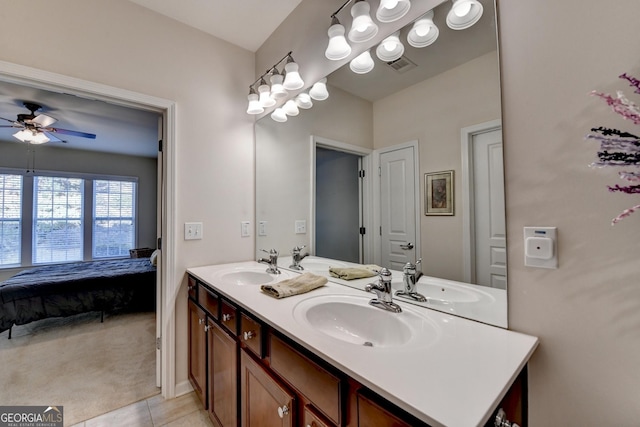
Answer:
[
  {"left": 258, "top": 248, "right": 281, "bottom": 274},
  {"left": 288, "top": 245, "right": 308, "bottom": 270},
  {"left": 364, "top": 267, "right": 402, "bottom": 313},
  {"left": 396, "top": 259, "right": 427, "bottom": 302}
]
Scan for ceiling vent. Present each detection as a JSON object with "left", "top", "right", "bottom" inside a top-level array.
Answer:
[{"left": 385, "top": 55, "right": 417, "bottom": 73}]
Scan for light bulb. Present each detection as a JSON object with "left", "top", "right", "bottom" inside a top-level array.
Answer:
[
  {"left": 283, "top": 100, "right": 299, "bottom": 116},
  {"left": 350, "top": 50, "right": 375, "bottom": 74},
  {"left": 408, "top": 10, "right": 439, "bottom": 48},
  {"left": 325, "top": 18, "right": 352, "bottom": 60},
  {"left": 295, "top": 93, "right": 313, "bottom": 109},
  {"left": 271, "top": 108, "right": 288, "bottom": 123},
  {"left": 446, "top": 0, "right": 483, "bottom": 30},
  {"left": 269, "top": 69, "right": 288, "bottom": 99},
  {"left": 376, "top": 31, "right": 404, "bottom": 62},
  {"left": 309, "top": 78, "right": 329, "bottom": 101},
  {"left": 348, "top": 1, "right": 378, "bottom": 43},
  {"left": 282, "top": 58, "right": 304, "bottom": 90},
  {"left": 258, "top": 79, "right": 275, "bottom": 108},
  {"left": 376, "top": 0, "right": 410, "bottom": 23},
  {"left": 383, "top": 40, "right": 396, "bottom": 51},
  {"left": 453, "top": 1, "right": 471, "bottom": 17}
]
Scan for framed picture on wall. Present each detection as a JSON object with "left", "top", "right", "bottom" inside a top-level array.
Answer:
[{"left": 425, "top": 170, "right": 454, "bottom": 216}]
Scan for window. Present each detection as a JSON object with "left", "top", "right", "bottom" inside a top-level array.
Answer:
[
  {"left": 93, "top": 180, "right": 136, "bottom": 258},
  {"left": 0, "top": 174, "right": 22, "bottom": 266},
  {"left": 33, "top": 176, "right": 84, "bottom": 264}
]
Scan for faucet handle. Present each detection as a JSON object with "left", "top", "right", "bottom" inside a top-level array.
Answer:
[
  {"left": 260, "top": 248, "right": 279, "bottom": 256},
  {"left": 291, "top": 245, "right": 306, "bottom": 253}
]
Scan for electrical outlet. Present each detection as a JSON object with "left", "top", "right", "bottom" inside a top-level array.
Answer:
[
  {"left": 295, "top": 220, "right": 306, "bottom": 234},
  {"left": 524, "top": 227, "right": 557, "bottom": 268},
  {"left": 184, "top": 222, "right": 203, "bottom": 240},
  {"left": 241, "top": 221, "right": 251, "bottom": 237}
]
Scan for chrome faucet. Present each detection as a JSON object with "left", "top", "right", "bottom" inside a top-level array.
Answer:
[
  {"left": 396, "top": 259, "right": 427, "bottom": 302},
  {"left": 364, "top": 267, "right": 402, "bottom": 313},
  {"left": 258, "top": 249, "right": 281, "bottom": 274},
  {"left": 288, "top": 245, "right": 308, "bottom": 270}
]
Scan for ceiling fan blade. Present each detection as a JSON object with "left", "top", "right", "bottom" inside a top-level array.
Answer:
[
  {"left": 0, "top": 125, "right": 20, "bottom": 128},
  {"left": 0, "top": 116, "right": 18, "bottom": 124},
  {"left": 42, "top": 131, "right": 63, "bottom": 143},
  {"left": 32, "top": 113, "right": 57, "bottom": 127},
  {"left": 47, "top": 127, "right": 96, "bottom": 139}
]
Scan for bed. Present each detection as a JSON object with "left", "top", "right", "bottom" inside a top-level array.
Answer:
[{"left": 0, "top": 258, "right": 156, "bottom": 338}]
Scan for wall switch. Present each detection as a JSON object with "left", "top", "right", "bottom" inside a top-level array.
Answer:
[
  {"left": 524, "top": 227, "right": 557, "bottom": 268},
  {"left": 185, "top": 222, "right": 203, "bottom": 240},
  {"left": 241, "top": 221, "right": 251, "bottom": 237},
  {"left": 258, "top": 221, "right": 267, "bottom": 236},
  {"left": 295, "top": 220, "right": 306, "bottom": 234}
]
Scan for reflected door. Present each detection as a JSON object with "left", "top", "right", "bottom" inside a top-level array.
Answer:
[
  {"left": 379, "top": 145, "right": 417, "bottom": 270},
  {"left": 473, "top": 128, "right": 506, "bottom": 288}
]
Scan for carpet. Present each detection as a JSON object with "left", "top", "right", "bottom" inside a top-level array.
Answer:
[{"left": 0, "top": 311, "right": 160, "bottom": 426}]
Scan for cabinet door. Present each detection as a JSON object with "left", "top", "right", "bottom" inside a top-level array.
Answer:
[
  {"left": 357, "top": 391, "right": 427, "bottom": 427},
  {"left": 188, "top": 299, "right": 207, "bottom": 408},
  {"left": 240, "top": 349, "right": 295, "bottom": 427},
  {"left": 208, "top": 320, "right": 238, "bottom": 427}
]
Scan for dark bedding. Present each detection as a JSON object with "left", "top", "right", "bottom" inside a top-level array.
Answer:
[{"left": 0, "top": 258, "right": 156, "bottom": 334}]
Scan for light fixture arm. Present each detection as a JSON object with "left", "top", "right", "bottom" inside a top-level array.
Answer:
[
  {"left": 249, "top": 51, "right": 294, "bottom": 90},
  {"left": 330, "top": 0, "right": 355, "bottom": 20}
]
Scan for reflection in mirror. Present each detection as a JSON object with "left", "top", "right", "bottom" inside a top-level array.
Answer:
[{"left": 256, "top": 0, "right": 506, "bottom": 327}]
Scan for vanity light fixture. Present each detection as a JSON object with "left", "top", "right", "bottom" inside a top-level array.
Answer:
[
  {"left": 376, "top": 31, "right": 404, "bottom": 62},
  {"left": 376, "top": 0, "right": 411, "bottom": 23},
  {"left": 350, "top": 49, "right": 375, "bottom": 74},
  {"left": 325, "top": 16, "right": 352, "bottom": 60},
  {"left": 258, "top": 77, "right": 276, "bottom": 108},
  {"left": 282, "top": 99, "right": 300, "bottom": 116},
  {"left": 246, "top": 86, "right": 264, "bottom": 115},
  {"left": 446, "top": 0, "right": 483, "bottom": 30},
  {"left": 407, "top": 10, "right": 439, "bottom": 48},
  {"left": 309, "top": 78, "right": 329, "bottom": 101},
  {"left": 269, "top": 68, "right": 288, "bottom": 99},
  {"left": 271, "top": 107, "right": 288, "bottom": 122},
  {"left": 282, "top": 54, "right": 305, "bottom": 90},
  {"left": 348, "top": 0, "right": 378, "bottom": 43},
  {"left": 295, "top": 92, "right": 313, "bottom": 109}
]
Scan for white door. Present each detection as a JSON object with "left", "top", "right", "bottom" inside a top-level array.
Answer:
[
  {"left": 379, "top": 145, "right": 418, "bottom": 270},
  {"left": 473, "top": 128, "right": 506, "bottom": 288},
  {"left": 155, "top": 116, "right": 163, "bottom": 388}
]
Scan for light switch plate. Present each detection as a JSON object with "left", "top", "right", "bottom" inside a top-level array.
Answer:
[
  {"left": 185, "top": 222, "right": 203, "bottom": 240},
  {"left": 258, "top": 221, "right": 267, "bottom": 236},
  {"left": 295, "top": 220, "right": 306, "bottom": 234},
  {"left": 241, "top": 221, "right": 251, "bottom": 237},
  {"left": 524, "top": 227, "right": 557, "bottom": 268}
]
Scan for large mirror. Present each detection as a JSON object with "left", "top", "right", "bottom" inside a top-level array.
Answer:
[{"left": 256, "top": 0, "right": 506, "bottom": 327}]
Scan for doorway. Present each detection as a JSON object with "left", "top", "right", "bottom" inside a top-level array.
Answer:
[{"left": 0, "top": 61, "right": 177, "bottom": 396}]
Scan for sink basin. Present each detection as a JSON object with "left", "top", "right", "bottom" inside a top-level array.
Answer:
[
  {"left": 213, "top": 266, "right": 294, "bottom": 286},
  {"left": 292, "top": 294, "right": 440, "bottom": 348},
  {"left": 392, "top": 279, "right": 495, "bottom": 303}
]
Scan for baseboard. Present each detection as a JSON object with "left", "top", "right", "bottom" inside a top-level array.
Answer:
[{"left": 175, "top": 380, "right": 194, "bottom": 397}]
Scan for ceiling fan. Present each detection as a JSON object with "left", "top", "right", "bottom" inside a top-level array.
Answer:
[{"left": 0, "top": 102, "right": 97, "bottom": 144}]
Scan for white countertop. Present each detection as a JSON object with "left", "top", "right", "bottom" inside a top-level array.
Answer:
[{"left": 188, "top": 261, "right": 538, "bottom": 427}]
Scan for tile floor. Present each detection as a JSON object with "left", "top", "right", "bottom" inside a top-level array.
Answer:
[{"left": 70, "top": 392, "right": 214, "bottom": 427}]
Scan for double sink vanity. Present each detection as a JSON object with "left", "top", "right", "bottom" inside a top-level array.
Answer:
[{"left": 187, "top": 256, "right": 538, "bottom": 427}]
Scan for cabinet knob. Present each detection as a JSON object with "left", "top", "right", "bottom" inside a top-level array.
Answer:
[
  {"left": 204, "top": 324, "right": 210, "bottom": 332},
  {"left": 222, "top": 313, "right": 233, "bottom": 322},
  {"left": 277, "top": 405, "right": 289, "bottom": 418},
  {"left": 198, "top": 318, "right": 205, "bottom": 325},
  {"left": 243, "top": 330, "right": 255, "bottom": 341},
  {"left": 188, "top": 284, "right": 195, "bottom": 291}
]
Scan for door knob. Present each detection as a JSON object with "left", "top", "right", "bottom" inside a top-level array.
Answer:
[{"left": 400, "top": 242, "right": 414, "bottom": 250}]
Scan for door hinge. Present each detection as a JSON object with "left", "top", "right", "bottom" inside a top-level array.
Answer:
[
  {"left": 157, "top": 237, "right": 162, "bottom": 250},
  {"left": 358, "top": 169, "right": 365, "bottom": 178},
  {"left": 359, "top": 227, "right": 366, "bottom": 235},
  {"left": 378, "top": 167, "right": 381, "bottom": 176},
  {"left": 158, "top": 139, "right": 163, "bottom": 152},
  {"left": 380, "top": 226, "right": 382, "bottom": 236},
  {"left": 156, "top": 337, "right": 161, "bottom": 350}
]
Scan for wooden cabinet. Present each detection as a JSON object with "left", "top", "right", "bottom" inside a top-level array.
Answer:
[
  {"left": 208, "top": 319, "right": 238, "bottom": 427},
  {"left": 240, "top": 349, "right": 295, "bottom": 427},
  {"left": 188, "top": 298, "right": 208, "bottom": 408}
]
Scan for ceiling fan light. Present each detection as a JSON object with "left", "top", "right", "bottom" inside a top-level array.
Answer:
[
  {"left": 269, "top": 69, "right": 288, "bottom": 99},
  {"left": 271, "top": 107, "right": 288, "bottom": 123},
  {"left": 12, "top": 129, "right": 31, "bottom": 142},
  {"left": 325, "top": 18, "right": 352, "bottom": 61},
  {"left": 258, "top": 78, "right": 276, "bottom": 108},
  {"left": 31, "top": 132, "right": 50, "bottom": 144},
  {"left": 376, "top": 0, "right": 411, "bottom": 23},
  {"left": 309, "top": 78, "right": 329, "bottom": 101},
  {"left": 407, "top": 10, "right": 439, "bottom": 48},
  {"left": 295, "top": 92, "right": 313, "bottom": 109},
  {"left": 246, "top": 88, "right": 264, "bottom": 115},
  {"left": 350, "top": 49, "right": 375, "bottom": 74},
  {"left": 348, "top": 0, "right": 378, "bottom": 43},
  {"left": 376, "top": 31, "right": 404, "bottom": 62},
  {"left": 282, "top": 57, "right": 304, "bottom": 91},
  {"left": 446, "top": 0, "right": 483, "bottom": 30}
]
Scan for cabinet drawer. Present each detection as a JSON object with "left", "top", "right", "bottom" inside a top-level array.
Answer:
[
  {"left": 220, "top": 299, "right": 238, "bottom": 335},
  {"left": 240, "top": 313, "right": 263, "bottom": 357},
  {"left": 357, "top": 390, "right": 428, "bottom": 427},
  {"left": 269, "top": 334, "right": 342, "bottom": 426},
  {"left": 198, "top": 284, "right": 219, "bottom": 320},
  {"left": 187, "top": 275, "right": 197, "bottom": 300},
  {"left": 304, "top": 405, "right": 335, "bottom": 427}
]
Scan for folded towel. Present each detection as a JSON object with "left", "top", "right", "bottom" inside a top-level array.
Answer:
[
  {"left": 260, "top": 272, "right": 328, "bottom": 299},
  {"left": 329, "top": 265, "right": 381, "bottom": 280}
]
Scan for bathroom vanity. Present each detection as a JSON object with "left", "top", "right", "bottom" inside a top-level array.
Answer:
[{"left": 187, "top": 261, "right": 538, "bottom": 427}]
